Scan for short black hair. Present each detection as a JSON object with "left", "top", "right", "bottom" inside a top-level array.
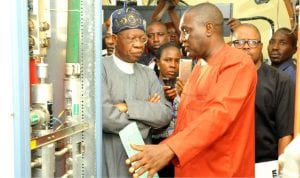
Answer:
[
  {"left": 156, "top": 42, "right": 181, "bottom": 60},
  {"left": 276, "top": 27, "right": 297, "bottom": 47}
]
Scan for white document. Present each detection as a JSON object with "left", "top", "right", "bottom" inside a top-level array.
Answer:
[
  {"left": 255, "top": 160, "right": 278, "bottom": 178},
  {"left": 119, "top": 122, "right": 159, "bottom": 178}
]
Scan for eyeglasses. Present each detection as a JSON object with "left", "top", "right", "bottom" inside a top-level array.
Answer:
[
  {"left": 117, "top": 34, "right": 148, "bottom": 44},
  {"left": 232, "top": 39, "right": 261, "bottom": 49}
]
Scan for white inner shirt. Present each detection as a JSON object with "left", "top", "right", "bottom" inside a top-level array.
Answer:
[{"left": 112, "top": 54, "right": 134, "bottom": 74}]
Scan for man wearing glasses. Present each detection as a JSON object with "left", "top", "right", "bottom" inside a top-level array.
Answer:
[
  {"left": 102, "top": 6, "right": 172, "bottom": 177},
  {"left": 231, "top": 23, "right": 294, "bottom": 164}
]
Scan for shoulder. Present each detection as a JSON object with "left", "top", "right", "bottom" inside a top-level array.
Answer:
[
  {"left": 260, "top": 64, "right": 292, "bottom": 83},
  {"left": 260, "top": 63, "right": 277, "bottom": 73},
  {"left": 102, "top": 56, "right": 113, "bottom": 65},
  {"left": 134, "top": 64, "right": 161, "bottom": 87},
  {"left": 221, "top": 45, "right": 256, "bottom": 70},
  {"left": 102, "top": 56, "right": 115, "bottom": 77},
  {"left": 102, "top": 56, "right": 113, "bottom": 63},
  {"left": 279, "top": 59, "right": 296, "bottom": 71},
  {"left": 228, "top": 45, "right": 252, "bottom": 63},
  {"left": 138, "top": 50, "right": 154, "bottom": 65},
  {"left": 135, "top": 63, "right": 157, "bottom": 77},
  {"left": 285, "top": 62, "right": 297, "bottom": 72}
]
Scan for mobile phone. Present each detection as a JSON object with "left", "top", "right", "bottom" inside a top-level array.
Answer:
[
  {"left": 179, "top": 58, "right": 193, "bottom": 83},
  {"left": 162, "top": 77, "right": 176, "bottom": 89}
]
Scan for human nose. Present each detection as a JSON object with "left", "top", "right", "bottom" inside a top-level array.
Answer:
[
  {"left": 132, "top": 40, "right": 145, "bottom": 48},
  {"left": 242, "top": 41, "right": 250, "bottom": 49},
  {"left": 271, "top": 42, "right": 280, "bottom": 50},
  {"left": 152, "top": 34, "right": 160, "bottom": 42},
  {"left": 179, "top": 32, "right": 186, "bottom": 43},
  {"left": 169, "top": 60, "right": 176, "bottom": 68}
]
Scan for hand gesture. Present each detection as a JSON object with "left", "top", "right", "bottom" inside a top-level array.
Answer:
[
  {"left": 163, "top": 86, "right": 177, "bottom": 101},
  {"left": 148, "top": 93, "right": 161, "bottom": 103},
  {"left": 114, "top": 103, "right": 128, "bottom": 113},
  {"left": 126, "top": 144, "right": 175, "bottom": 178},
  {"left": 227, "top": 18, "right": 241, "bottom": 31}
]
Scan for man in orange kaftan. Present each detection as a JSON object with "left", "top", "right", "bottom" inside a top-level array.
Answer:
[{"left": 127, "top": 2, "right": 257, "bottom": 177}]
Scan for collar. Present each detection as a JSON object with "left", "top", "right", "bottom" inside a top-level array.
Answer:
[
  {"left": 278, "top": 59, "right": 295, "bottom": 71},
  {"left": 112, "top": 54, "right": 134, "bottom": 74}
]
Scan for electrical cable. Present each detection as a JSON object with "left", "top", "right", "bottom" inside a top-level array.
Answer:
[{"left": 238, "top": 16, "right": 275, "bottom": 34}]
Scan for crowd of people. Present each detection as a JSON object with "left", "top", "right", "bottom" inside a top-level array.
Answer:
[{"left": 102, "top": 2, "right": 297, "bottom": 178}]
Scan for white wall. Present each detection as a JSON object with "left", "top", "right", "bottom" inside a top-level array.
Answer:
[{"left": 0, "top": 1, "right": 15, "bottom": 177}]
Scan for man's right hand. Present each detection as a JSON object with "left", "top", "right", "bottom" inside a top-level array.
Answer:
[
  {"left": 148, "top": 93, "right": 161, "bottom": 103},
  {"left": 227, "top": 18, "right": 241, "bottom": 31}
]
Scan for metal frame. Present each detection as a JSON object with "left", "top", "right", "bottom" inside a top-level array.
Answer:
[
  {"left": 95, "top": 0, "right": 102, "bottom": 177},
  {"left": 11, "top": 0, "right": 102, "bottom": 176},
  {"left": 30, "top": 123, "right": 89, "bottom": 150},
  {"left": 13, "top": 0, "right": 31, "bottom": 177}
]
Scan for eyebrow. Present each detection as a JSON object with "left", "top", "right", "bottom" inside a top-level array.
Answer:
[{"left": 147, "top": 32, "right": 166, "bottom": 34}]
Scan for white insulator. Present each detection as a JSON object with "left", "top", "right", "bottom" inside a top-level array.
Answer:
[
  {"left": 60, "top": 170, "right": 73, "bottom": 178},
  {"left": 31, "top": 157, "right": 42, "bottom": 168},
  {"left": 31, "top": 83, "right": 53, "bottom": 105},
  {"left": 54, "top": 144, "right": 72, "bottom": 156},
  {"left": 64, "top": 77, "right": 81, "bottom": 122},
  {"left": 36, "top": 62, "right": 48, "bottom": 80},
  {"left": 65, "top": 63, "right": 80, "bottom": 76}
]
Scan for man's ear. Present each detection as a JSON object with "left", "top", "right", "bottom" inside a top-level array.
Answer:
[
  {"left": 205, "top": 22, "right": 214, "bottom": 37},
  {"left": 292, "top": 46, "right": 297, "bottom": 55},
  {"left": 112, "top": 34, "right": 117, "bottom": 42}
]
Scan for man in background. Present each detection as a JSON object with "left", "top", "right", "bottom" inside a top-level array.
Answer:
[
  {"left": 139, "top": 21, "right": 170, "bottom": 73},
  {"left": 102, "top": 17, "right": 115, "bottom": 56},
  {"left": 232, "top": 23, "right": 294, "bottom": 163},
  {"left": 268, "top": 27, "right": 297, "bottom": 83},
  {"left": 227, "top": 19, "right": 297, "bottom": 83}
]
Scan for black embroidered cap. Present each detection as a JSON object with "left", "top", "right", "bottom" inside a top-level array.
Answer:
[{"left": 111, "top": 6, "right": 145, "bottom": 34}]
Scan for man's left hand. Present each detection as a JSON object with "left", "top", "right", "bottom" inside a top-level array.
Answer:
[{"left": 114, "top": 103, "right": 128, "bottom": 113}]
